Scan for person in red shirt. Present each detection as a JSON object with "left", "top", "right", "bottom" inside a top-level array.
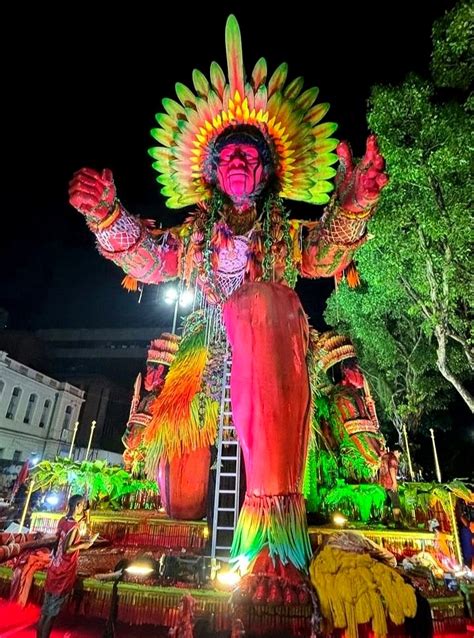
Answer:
[
  {"left": 36, "top": 494, "right": 98, "bottom": 638},
  {"left": 379, "top": 446, "right": 402, "bottom": 527}
]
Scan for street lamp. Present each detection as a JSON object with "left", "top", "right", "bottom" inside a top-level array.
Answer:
[
  {"left": 179, "top": 288, "right": 194, "bottom": 307},
  {"left": 163, "top": 285, "right": 179, "bottom": 305},
  {"left": 161, "top": 285, "right": 194, "bottom": 334}
]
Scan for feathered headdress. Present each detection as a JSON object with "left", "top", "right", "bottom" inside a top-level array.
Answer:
[{"left": 149, "top": 15, "right": 338, "bottom": 209}]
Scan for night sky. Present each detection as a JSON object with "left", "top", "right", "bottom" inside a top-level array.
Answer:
[
  {"left": 3, "top": 2, "right": 471, "bottom": 474},
  {"left": 3, "top": 1, "right": 456, "bottom": 331}
]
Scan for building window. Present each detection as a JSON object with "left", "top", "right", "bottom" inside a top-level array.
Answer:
[
  {"left": 23, "top": 393, "right": 37, "bottom": 424},
  {"left": 62, "top": 405, "right": 73, "bottom": 430},
  {"left": 6, "top": 387, "right": 22, "bottom": 420},
  {"left": 0, "top": 381, "right": 4, "bottom": 398},
  {"left": 39, "top": 399, "right": 51, "bottom": 428},
  {"left": 12, "top": 450, "right": 21, "bottom": 463}
]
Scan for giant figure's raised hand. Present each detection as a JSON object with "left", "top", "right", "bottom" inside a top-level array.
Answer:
[
  {"left": 335, "top": 135, "right": 388, "bottom": 214},
  {"left": 68, "top": 168, "right": 116, "bottom": 223}
]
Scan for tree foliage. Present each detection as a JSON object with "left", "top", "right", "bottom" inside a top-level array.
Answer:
[
  {"left": 431, "top": 0, "right": 474, "bottom": 89},
  {"left": 325, "top": 281, "right": 449, "bottom": 437},
  {"left": 325, "top": 1, "right": 473, "bottom": 423}
]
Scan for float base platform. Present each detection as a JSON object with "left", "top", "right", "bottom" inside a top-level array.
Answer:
[
  {"left": 1, "top": 565, "right": 472, "bottom": 636},
  {"left": 30, "top": 510, "right": 208, "bottom": 552},
  {"left": 7, "top": 512, "right": 470, "bottom": 636}
]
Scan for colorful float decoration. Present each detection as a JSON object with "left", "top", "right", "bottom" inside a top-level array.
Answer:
[
  {"left": 69, "top": 11, "right": 390, "bottom": 577},
  {"left": 4, "top": 14, "right": 472, "bottom": 638}
]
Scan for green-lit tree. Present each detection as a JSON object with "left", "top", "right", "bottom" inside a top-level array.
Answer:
[{"left": 325, "top": 1, "right": 473, "bottom": 421}]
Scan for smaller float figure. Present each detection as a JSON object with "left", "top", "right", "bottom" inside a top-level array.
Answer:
[
  {"left": 122, "top": 333, "right": 180, "bottom": 475},
  {"left": 303, "top": 330, "right": 386, "bottom": 517},
  {"left": 310, "top": 331, "right": 385, "bottom": 481}
]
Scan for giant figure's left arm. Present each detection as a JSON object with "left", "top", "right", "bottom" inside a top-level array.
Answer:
[{"left": 300, "top": 135, "right": 388, "bottom": 278}]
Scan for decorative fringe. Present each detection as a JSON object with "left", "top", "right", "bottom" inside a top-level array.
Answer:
[
  {"left": 309, "top": 546, "right": 417, "bottom": 638},
  {"left": 121, "top": 274, "right": 139, "bottom": 291},
  {"left": 322, "top": 483, "right": 387, "bottom": 523},
  {"left": 144, "top": 318, "right": 218, "bottom": 476},
  {"left": 231, "top": 493, "right": 312, "bottom": 572},
  {"left": 31, "top": 512, "right": 207, "bottom": 550},
  {"left": 302, "top": 435, "right": 318, "bottom": 510},
  {"left": 64, "top": 582, "right": 231, "bottom": 630},
  {"left": 168, "top": 594, "right": 195, "bottom": 638}
]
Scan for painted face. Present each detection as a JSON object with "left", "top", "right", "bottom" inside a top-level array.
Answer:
[{"left": 216, "top": 143, "right": 266, "bottom": 205}]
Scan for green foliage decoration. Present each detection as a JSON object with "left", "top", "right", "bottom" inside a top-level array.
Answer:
[
  {"left": 33, "top": 458, "right": 157, "bottom": 509},
  {"left": 322, "top": 481, "right": 387, "bottom": 523}
]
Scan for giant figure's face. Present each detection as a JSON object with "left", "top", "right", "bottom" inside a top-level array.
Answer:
[{"left": 216, "top": 142, "right": 266, "bottom": 206}]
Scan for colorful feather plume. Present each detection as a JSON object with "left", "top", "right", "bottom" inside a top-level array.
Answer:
[
  {"left": 231, "top": 493, "right": 312, "bottom": 572},
  {"left": 143, "top": 313, "right": 218, "bottom": 477},
  {"left": 149, "top": 15, "right": 338, "bottom": 209}
]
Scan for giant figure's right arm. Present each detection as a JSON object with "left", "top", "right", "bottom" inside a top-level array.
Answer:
[{"left": 69, "top": 168, "right": 180, "bottom": 285}]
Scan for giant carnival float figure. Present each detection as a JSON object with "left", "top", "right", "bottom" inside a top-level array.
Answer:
[{"left": 69, "top": 15, "right": 388, "bottom": 582}]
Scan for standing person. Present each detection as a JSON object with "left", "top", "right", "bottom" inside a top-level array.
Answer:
[
  {"left": 11, "top": 459, "right": 30, "bottom": 501},
  {"left": 455, "top": 497, "right": 473, "bottom": 569},
  {"left": 36, "top": 494, "right": 98, "bottom": 638},
  {"left": 379, "top": 446, "right": 403, "bottom": 528}
]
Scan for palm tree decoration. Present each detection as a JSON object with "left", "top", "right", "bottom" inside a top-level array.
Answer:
[{"left": 32, "top": 458, "right": 157, "bottom": 509}]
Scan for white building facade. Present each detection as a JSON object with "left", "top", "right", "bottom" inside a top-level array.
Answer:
[{"left": 0, "top": 351, "right": 85, "bottom": 463}]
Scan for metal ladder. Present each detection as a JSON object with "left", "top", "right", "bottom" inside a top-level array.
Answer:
[{"left": 210, "top": 350, "right": 242, "bottom": 562}]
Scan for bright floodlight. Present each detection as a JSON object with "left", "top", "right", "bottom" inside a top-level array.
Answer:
[
  {"left": 163, "top": 286, "right": 179, "bottom": 305},
  {"left": 216, "top": 568, "right": 241, "bottom": 588},
  {"left": 125, "top": 560, "right": 155, "bottom": 577},
  {"left": 333, "top": 513, "right": 347, "bottom": 527},
  {"left": 45, "top": 494, "right": 60, "bottom": 506},
  {"left": 179, "top": 289, "right": 194, "bottom": 307}
]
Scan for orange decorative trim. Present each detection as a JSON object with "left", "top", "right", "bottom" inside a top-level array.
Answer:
[
  {"left": 338, "top": 204, "right": 376, "bottom": 221},
  {"left": 121, "top": 274, "right": 139, "bottom": 291},
  {"left": 345, "top": 419, "right": 379, "bottom": 435}
]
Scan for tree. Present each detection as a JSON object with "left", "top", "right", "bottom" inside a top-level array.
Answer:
[
  {"left": 325, "top": 279, "right": 449, "bottom": 441},
  {"left": 326, "top": 1, "right": 473, "bottom": 415},
  {"left": 326, "top": 284, "right": 445, "bottom": 440},
  {"left": 431, "top": 0, "right": 473, "bottom": 90}
]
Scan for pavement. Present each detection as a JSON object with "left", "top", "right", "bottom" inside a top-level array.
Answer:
[{"left": 0, "top": 601, "right": 169, "bottom": 638}]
